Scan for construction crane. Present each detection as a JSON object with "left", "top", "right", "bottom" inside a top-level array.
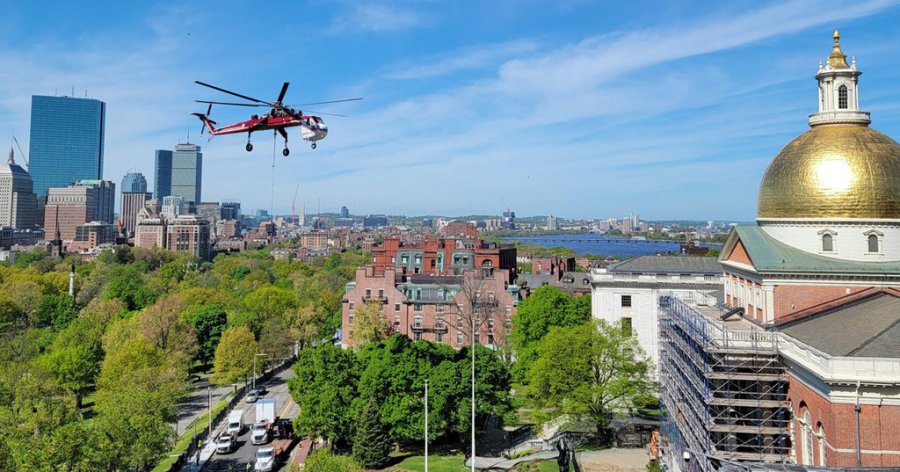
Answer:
[{"left": 12, "top": 137, "right": 28, "bottom": 168}]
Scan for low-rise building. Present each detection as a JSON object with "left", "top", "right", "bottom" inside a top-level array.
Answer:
[
  {"left": 341, "top": 267, "right": 519, "bottom": 349},
  {"left": 372, "top": 237, "right": 517, "bottom": 282}
]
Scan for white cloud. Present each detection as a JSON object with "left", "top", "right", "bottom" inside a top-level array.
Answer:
[
  {"left": 384, "top": 40, "right": 538, "bottom": 80},
  {"left": 328, "top": 3, "right": 425, "bottom": 34}
]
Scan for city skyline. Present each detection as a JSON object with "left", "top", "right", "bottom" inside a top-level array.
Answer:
[{"left": 1, "top": 1, "right": 900, "bottom": 220}]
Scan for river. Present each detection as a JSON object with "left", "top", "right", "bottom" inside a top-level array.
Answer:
[{"left": 504, "top": 233, "right": 721, "bottom": 259}]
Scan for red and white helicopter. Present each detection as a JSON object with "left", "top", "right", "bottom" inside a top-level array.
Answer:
[{"left": 192, "top": 81, "right": 361, "bottom": 156}]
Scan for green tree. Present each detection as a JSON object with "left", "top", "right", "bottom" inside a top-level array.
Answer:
[
  {"left": 511, "top": 285, "right": 591, "bottom": 382},
  {"left": 104, "top": 265, "right": 155, "bottom": 310},
  {"left": 351, "top": 399, "right": 391, "bottom": 468},
  {"left": 288, "top": 344, "right": 358, "bottom": 445},
  {"left": 347, "top": 301, "right": 389, "bottom": 349},
  {"left": 526, "top": 320, "right": 654, "bottom": 441},
  {"left": 304, "top": 449, "right": 363, "bottom": 472},
  {"left": 185, "top": 304, "right": 228, "bottom": 365},
  {"left": 212, "top": 326, "right": 258, "bottom": 384},
  {"left": 139, "top": 294, "right": 196, "bottom": 363},
  {"left": 39, "top": 311, "right": 107, "bottom": 407},
  {"left": 92, "top": 338, "right": 187, "bottom": 470},
  {"left": 36, "top": 293, "right": 78, "bottom": 331}
]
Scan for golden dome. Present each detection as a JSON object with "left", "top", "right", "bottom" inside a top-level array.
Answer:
[{"left": 758, "top": 124, "right": 900, "bottom": 219}]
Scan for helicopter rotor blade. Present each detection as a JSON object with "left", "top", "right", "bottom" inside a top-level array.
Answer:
[
  {"left": 291, "top": 97, "right": 364, "bottom": 106},
  {"left": 196, "top": 100, "right": 267, "bottom": 107},
  {"left": 276, "top": 82, "right": 290, "bottom": 104},
  {"left": 194, "top": 81, "right": 272, "bottom": 106},
  {"left": 304, "top": 110, "right": 348, "bottom": 117}
]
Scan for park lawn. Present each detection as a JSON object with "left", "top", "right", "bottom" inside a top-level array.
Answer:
[
  {"left": 385, "top": 454, "right": 468, "bottom": 472},
  {"left": 383, "top": 455, "right": 557, "bottom": 472}
]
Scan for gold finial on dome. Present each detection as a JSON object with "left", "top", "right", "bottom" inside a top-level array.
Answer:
[{"left": 828, "top": 28, "right": 849, "bottom": 69}]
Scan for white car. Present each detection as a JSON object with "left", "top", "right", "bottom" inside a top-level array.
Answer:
[
  {"left": 214, "top": 432, "right": 236, "bottom": 454},
  {"left": 254, "top": 447, "right": 275, "bottom": 471},
  {"left": 246, "top": 390, "right": 259, "bottom": 403}
]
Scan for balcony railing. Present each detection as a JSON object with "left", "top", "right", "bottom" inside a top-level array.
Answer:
[
  {"left": 410, "top": 323, "right": 449, "bottom": 333},
  {"left": 362, "top": 295, "right": 389, "bottom": 303}
]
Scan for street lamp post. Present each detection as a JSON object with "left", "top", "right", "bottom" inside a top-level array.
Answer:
[
  {"left": 253, "top": 353, "right": 267, "bottom": 393},
  {"left": 471, "top": 313, "right": 476, "bottom": 472},
  {"left": 207, "top": 386, "right": 212, "bottom": 438},
  {"left": 424, "top": 378, "right": 429, "bottom": 472}
]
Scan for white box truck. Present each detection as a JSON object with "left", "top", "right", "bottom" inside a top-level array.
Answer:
[
  {"left": 251, "top": 398, "right": 277, "bottom": 445},
  {"left": 227, "top": 409, "right": 245, "bottom": 435}
]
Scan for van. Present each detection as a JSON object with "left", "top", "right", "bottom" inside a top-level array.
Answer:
[{"left": 227, "top": 409, "right": 245, "bottom": 435}]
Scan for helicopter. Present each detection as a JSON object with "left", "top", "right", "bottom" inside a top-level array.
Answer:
[{"left": 191, "top": 81, "right": 362, "bottom": 156}]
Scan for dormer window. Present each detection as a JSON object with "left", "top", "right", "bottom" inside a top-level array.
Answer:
[
  {"left": 817, "top": 229, "right": 837, "bottom": 253},
  {"left": 864, "top": 229, "right": 883, "bottom": 254},
  {"left": 868, "top": 234, "right": 879, "bottom": 253},
  {"left": 838, "top": 84, "right": 848, "bottom": 109},
  {"left": 822, "top": 234, "right": 833, "bottom": 252}
]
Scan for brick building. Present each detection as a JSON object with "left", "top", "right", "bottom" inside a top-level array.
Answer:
[
  {"left": 43, "top": 180, "right": 115, "bottom": 240},
  {"left": 372, "top": 237, "right": 517, "bottom": 282},
  {"left": 341, "top": 267, "right": 519, "bottom": 349},
  {"left": 441, "top": 220, "right": 477, "bottom": 238},
  {"left": 300, "top": 230, "right": 328, "bottom": 252},
  {"left": 166, "top": 215, "right": 210, "bottom": 260}
]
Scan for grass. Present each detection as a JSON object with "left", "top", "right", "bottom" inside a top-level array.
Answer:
[
  {"left": 383, "top": 454, "right": 468, "bottom": 472},
  {"left": 381, "top": 454, "right": 557, "bottom": 472},
  {"left": 150, "top": 393, "right": 233, "bottom": 472}
]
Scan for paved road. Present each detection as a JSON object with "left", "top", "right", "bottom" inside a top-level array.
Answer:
[
  {"left": 176, "top": 373, "right": 235, "bottom": 436},
  {"left": 203, "top": 368, "right": 299, "bottom": 472}
]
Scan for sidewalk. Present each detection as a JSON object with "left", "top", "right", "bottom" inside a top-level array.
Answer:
[
  {"left": 466, "top": 450, "right": 558, "bottom": 470},
  {"left": 178, "top": 406, "right": 231, "bottom": 472},
  {"left": 176, "top": 373, "right": 233, "bottom": 435}
]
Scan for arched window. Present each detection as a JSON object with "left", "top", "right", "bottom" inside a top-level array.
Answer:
[
  {"left": 868, "top": 234, "right": 879, "bottom": 253},
  {"left": 822, "top": 234, "right": 833, "bottom": 252},
  {"left": 802, "top": 411, "right": 814, "bottom": 465},
  {"left": 838, "top": 85, "right": 848, "bottom": 109},
  {"left": 818, "top": 424, "right": 826, "bottom": 466}
]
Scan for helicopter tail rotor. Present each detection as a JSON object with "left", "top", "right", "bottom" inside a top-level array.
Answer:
[{"left": 200, "top": 103, "right": 213, "bottom": 135}]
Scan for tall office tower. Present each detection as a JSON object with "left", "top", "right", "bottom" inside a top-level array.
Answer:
[
  {"left": 154, "top": 150, "right": 173, "bottom": 199},
  {"left": 121, "top": 170, "right": 148, "bottom": 193},
  {"left": 171, "top": 143, "right": 202, "bottom": 206},
  {"left": 121, "top": 191, "right": 151, "bottom": 237},
  {"left": 0, "top": 147, "right": 37, "bottom": 229},
  {"left": 340, "top": 206, "right": 350, "bottom": 218},
  {"left": 43, "top": 180, "right": 115, "bottom": 240},
  {"left": 28, "top": 96, "right": 105, "bottom": 198},
  {"left": 297, "top": 201, "right": 305, "bottom": 226}
]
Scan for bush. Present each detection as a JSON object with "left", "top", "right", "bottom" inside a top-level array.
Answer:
[{"left": 305, "top": 449, "right": 363, "bottom": 472}]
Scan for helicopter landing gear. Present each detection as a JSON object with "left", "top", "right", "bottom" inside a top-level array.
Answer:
[
  {"left": 311, "top": 142, "right": 317, "bottom": 150},
  {"left": 277, "top": 128, "right": 290, "bottom": 157},
  {"left": 282, "top": 148, "right": 290, "bottom": 157},
  {"left": 245, "top": 142, "right": 253, "bottom": 152}
]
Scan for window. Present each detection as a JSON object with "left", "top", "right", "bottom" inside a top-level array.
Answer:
[
  {"left": 378, "top": 289, "right": 384, "bottom": 299},
  {"left": 413, "top": 316, "right": 422, "bottom": 328},
  {"left": 414, "top": 304, "right": 423, "bottom": 312},
  {"left": 401, "top": 255, "right": 408, "bottom": 264},
  {"left": 349, "top": 302, "right": 355, "bottom": 311},
  {"left": 394, "top": 303, "right": 401, "bottom": 312},
  {"left": 838, "top": 84, "right": 848, "bottom": 109},
  {"left": 436, "top": 304, "right": 445, "bottom": 313},
  {"left": 365, "top": 289, "right": 371, "bottom": 298},
  {"left": 818, "top": 425, "right": 826, "bottom": 466},
  {"left": 621, "top": 295, "right": 632, "bottom": 307},
  {"left": 456, "top": 332, "right": 463, "bottom": 344},
  {"left": 487, "top": 318, "right": 494, "bottom": 329},
  {"left": 822, "top": 233, "right": 833, "bottom": 252},
  {"left": 488, "top": 334, "right": 495, "bottom": 345},
  {"left": 436, "top": 333, "right": 443, "bottom": 343},
  {"left": 868, "top": 234, "right": 879, "bottom": 253},
  {"left": 622, "top": 317, "right": 633, "bottom": 336},
  {"left": 414, "top": 332, "right": 422, "bottom": 341},
  {"left": 802, "top": 411, "right": 813, "bottom": 465},
  {"left": 394, "top": 316, "right": 400, "bottom": 327}
]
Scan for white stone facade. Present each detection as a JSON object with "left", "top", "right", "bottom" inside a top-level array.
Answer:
[{"left": 759, "top": 220, "right": 900, "bottom": 262}]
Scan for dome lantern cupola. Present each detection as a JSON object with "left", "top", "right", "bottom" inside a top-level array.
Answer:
[{"left": 809, "top": 29, "right": 870, "bottom": 126}]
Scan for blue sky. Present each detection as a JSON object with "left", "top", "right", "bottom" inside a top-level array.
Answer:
[{"left": 1, "top": 0, "right": 900, "bottom": 221}]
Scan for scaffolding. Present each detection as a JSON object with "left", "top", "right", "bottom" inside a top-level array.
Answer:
[{"left": 658, "top": 295, "right": 791, "bottom": 471}]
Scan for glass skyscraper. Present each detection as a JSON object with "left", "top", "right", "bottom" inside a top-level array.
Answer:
[
  {"left": 28, "top": 96, "right": 105, "bottom": 198},
  {"left": 171, "top": 143, "right": 202, "bottom": 206},
  {"left": 154, "top": 150, "right": 173, "bottom": 199},
  {"left": 121, "top": 170, "right": 148, "bottom": 193}
]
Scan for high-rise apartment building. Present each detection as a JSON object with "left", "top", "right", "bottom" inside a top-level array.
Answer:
[
  {"left": 43, "top": 180, "right": 115, "bottom": 240},
  {"left": 166, "top": 215, "right": 210, "bottom": 260},
  {"left": 0, "top": 148, "right": 37, "bottom": 229},
  {"left": 28, "top": 96, "right": 105, "bottom": 199},
  {"left": 154, "top": 150, "right": 173, "bottom": 199},
  {"left": 121, "top": 170, "right": 148, "bottom": 193},
  {"left": 221, "top": 201, "right": 241, "bottom": 220},
  {"left": 340, "top": 206, "right": 350, "bottom": 218},
  {"left": 171, "top": 143, "right": 202, "bottom": 206},
  {"left": 161, "top": 195, "right": 185, "bottom": 221}
]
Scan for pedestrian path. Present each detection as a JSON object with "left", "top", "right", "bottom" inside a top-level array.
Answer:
[{"left": 466, "top": 450, "right": 558, "bottom": 470}]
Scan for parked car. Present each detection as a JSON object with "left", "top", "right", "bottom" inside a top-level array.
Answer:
[{"left": 246, "top": 390, "right": 259, "bottom": 403}]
